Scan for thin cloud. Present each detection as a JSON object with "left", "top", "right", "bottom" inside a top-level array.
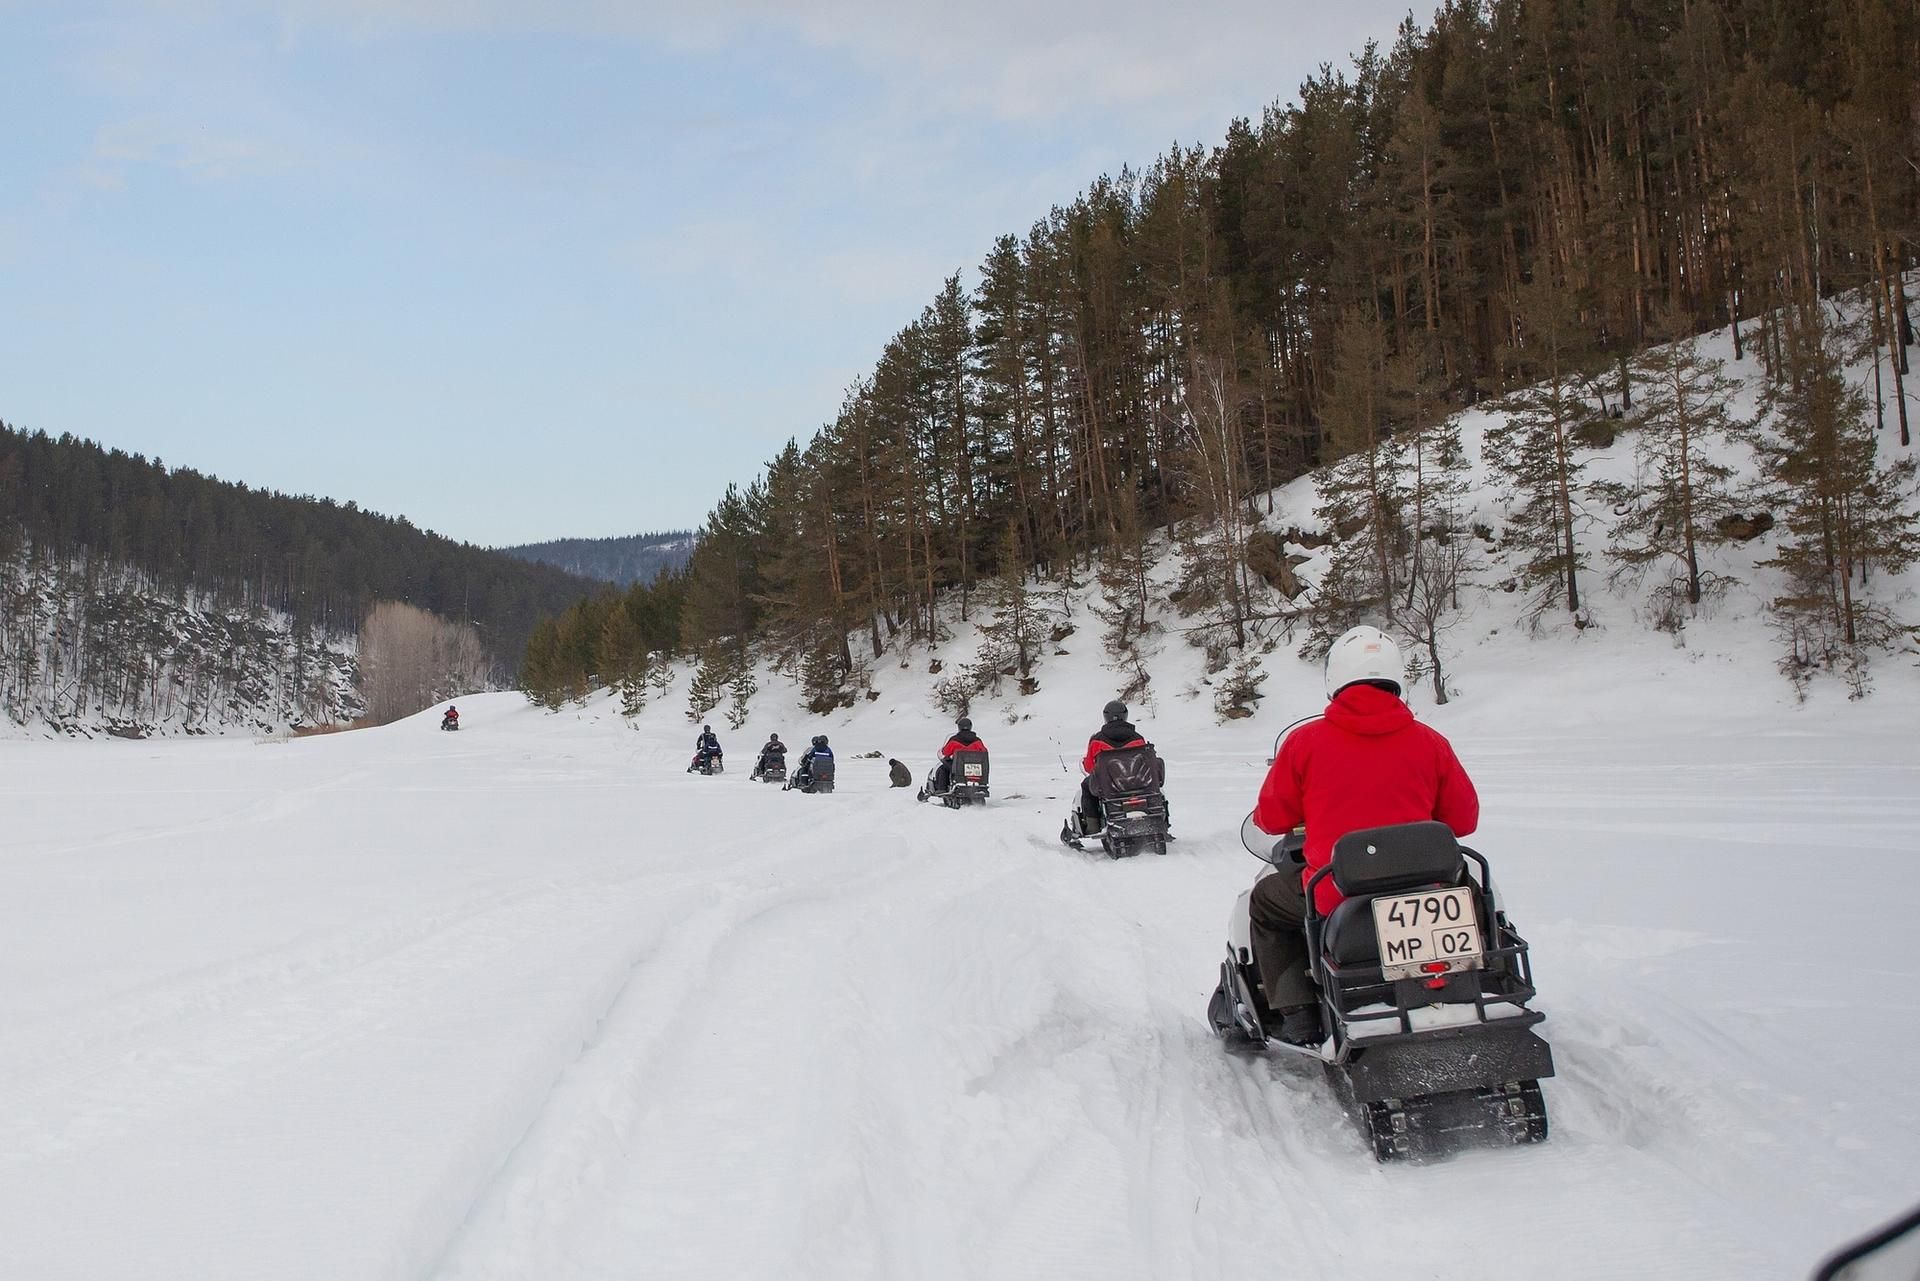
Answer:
[
  {"left": 613, "top": 216, "right": 776, "bottom": 284},
  {"left": 813, "top": 244, "right": 964, "bottom": 309},
  {"left": 225, "top": 0, "right": 1419, "bottom": 124},
  {"left": 93, "top": 116, "right": 293, "bottom": 180}
]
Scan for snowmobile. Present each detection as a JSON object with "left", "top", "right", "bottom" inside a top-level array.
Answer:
[
  {"left": 1207, "top": 816, "right": 1553, "bottom": 1161},
  {"left": 440, "top": 711, "right": 460, "bottom": 732},
  {"left": 917, "top": 749, "right": 990, "bottom": 808},
  {"left": 785, "top": 755, "right": 835, "bottom": 794},
  {"left": 688, "top": 748, "right": 724, "bottom": 776},
  {"left": 1060, "top": 744, "right": 1169, "bottom": 857},
  {"left": 750, "top": 754, "right": 787, "bottom": 784}
]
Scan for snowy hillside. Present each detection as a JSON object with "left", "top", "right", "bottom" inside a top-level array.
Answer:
[{"left": 0, "top": 548, "right": 363, "bottom": 739}]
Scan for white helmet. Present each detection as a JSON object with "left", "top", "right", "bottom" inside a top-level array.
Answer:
[{"left": 1324, "top": 625, "right": 1404, "bottom": 699}]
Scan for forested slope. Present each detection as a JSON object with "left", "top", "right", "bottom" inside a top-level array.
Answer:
[
  {"left": 498, "top": 532, "right": 695, "bottom": 587},
  {"left": 521, "top": 0, "right": 1920, "bottom": 712},
  {"left": 0, "top": 424, "right": 610, "bottom": 733},
  {"left": 0, "top": 424, "right": 609, "bottom": 658}
]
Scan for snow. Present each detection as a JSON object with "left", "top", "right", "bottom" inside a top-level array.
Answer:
[
  {"left": 6, "top": 311, "right": 1919, "bottom": 1278},
  {"left": 4, "top": 647, "right": 1917, "bottom": 1280}
]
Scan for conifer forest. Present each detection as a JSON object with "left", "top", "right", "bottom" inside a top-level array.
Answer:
[{"left": 521, "top": 0, "right": 1920, "bottom": 710}]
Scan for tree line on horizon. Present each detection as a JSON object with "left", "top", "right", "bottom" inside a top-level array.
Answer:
[
  {"left": 498, "top": 530, "right": 696, "bottom": 588},
  {"left": 525, "top": 0, "right": 1919, "bottom": 711},
  {"left": 0, "top": 422, "right": 611, "bottom": 672}
]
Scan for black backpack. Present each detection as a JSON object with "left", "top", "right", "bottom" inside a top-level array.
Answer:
[{"left": 1088, "top": 744, "right": 1164, "bottom": 799}]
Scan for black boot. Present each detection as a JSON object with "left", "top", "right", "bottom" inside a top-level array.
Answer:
[{"left": 1273, "top": 1003, "right": 1324, "bottom": 1047}]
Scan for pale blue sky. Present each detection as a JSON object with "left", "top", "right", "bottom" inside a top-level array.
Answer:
[{"left": 1, "top": 1, "right": 1419, "bottom": 546}]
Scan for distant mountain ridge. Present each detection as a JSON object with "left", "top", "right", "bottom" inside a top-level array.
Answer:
[{"left": 498, "top": 531, "right": 695, "bottom": 587}]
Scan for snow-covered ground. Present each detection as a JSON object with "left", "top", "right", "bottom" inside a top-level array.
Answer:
[
  {"left": 9, "top": 312, "right": 1919, "bottom": 1277},
  {"left": 5, "top": 642, "right": 1917, "bottom": 1279}
]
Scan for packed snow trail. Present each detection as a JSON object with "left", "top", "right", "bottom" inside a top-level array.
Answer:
[{"left": 2, "top": 689, "right": 1916, "bottom": 1280}]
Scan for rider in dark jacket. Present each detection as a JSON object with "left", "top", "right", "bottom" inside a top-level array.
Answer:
[
  {"left": 795, "top": 734, "right": 833, "bottom": 787},
  {"left": 689, "top": 725, "right": 723, "bottom": 772},
  {"left": 754, "top": 734, "right": 787, "bottom": 776}
]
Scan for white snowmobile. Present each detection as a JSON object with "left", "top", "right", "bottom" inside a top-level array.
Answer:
[
  {"left": 1207, "top": 815, "right": 1554, "bottom": 1161},
  {"left": 917, "top": 748, "right": 990, "bottom": 808},
  {"left": 1059, "top": 743, "right": 1170, "bottom": 857}
]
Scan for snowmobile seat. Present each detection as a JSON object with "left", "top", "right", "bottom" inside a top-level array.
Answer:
[
  {"left": 1322, "top": 899, "right": 1394, "bottom": 967},
  {"left": 948, "top": 749, "right": 989, "bottom": 788},
  {"left": 1329, "top": 822, "right": 1465, "bottom": 899},
  {"left": 1088, "top": 745, "right": 1165, "bottom": 800},
  {"left": 810, "top": 756, "right": 835, "bottom": 785},
  {"left": 1319, "top": 823, "right": 1469, "bottom": 968}
]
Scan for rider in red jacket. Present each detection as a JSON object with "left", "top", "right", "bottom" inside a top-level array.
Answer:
[
  {"left": 1082, "top": 699, "right": 1145, "bottom": 772},
  {"left": 1248, "top": 626, "right": 1480, "bottom": 1045},
  {"left": 930, "top": 717, "right": 986, "bottom": 793},
  {"left": 1066, "top": 700, "right": 1148, "bottom": 835}
]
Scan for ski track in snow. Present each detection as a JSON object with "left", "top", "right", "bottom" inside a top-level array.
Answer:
[{"left": 2, "top": 691, "right": 1917, "bottom": 1281}]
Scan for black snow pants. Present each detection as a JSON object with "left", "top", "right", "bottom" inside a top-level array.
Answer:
[
  {"left": 1249, "top": 870, "right": 1317, "bottom": 1010},
  {"left": 1076, "top": 778, "right": 1102, "bottom": 832}
]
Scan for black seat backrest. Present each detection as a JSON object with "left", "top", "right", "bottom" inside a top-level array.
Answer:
[
  {"left": 811, "top": 755, "right": 835, "bottom": 782},
  {"left": 1090, "top": 744, "right": 1162, "bottom": 799},
  {"left": 950, "top": 749, "right": 989, "bottom": 785},
  {"left": 1330, "top": 821, "right": 1464, "bottom": 897}
]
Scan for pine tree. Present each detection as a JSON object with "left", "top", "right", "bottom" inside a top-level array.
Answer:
[
  {"left": 725, "top": 664, "right": 757, "bottom": 729},
  {"left": 617, "top": 650, "right": 652, "bottom": 718},
  {"left": 1170, "top": 349, "right": 1258, "bottom": 663},
  {"left": 1760, "top": 307, "right": 1920, "bottom": 693},
  {"left": 970, "top": 522, "right": 1057, "bottom": 696},
  {"left": 1397, "top": 401, "right": 1476, "bottom": 704},
  {"left": 1605, "top": 322, "right": 1748, "bottom": 625},
  {"left": 1485, "top": 275, "right": 1597, "bottom": 623},
  {"left": 1091, "top": 484, "right": 1155, "bottom": 697},
  {"left": 1309, "top": 310, "right": 1407, "bottom": 654},
  {"left": 685, "top": 644, "right": 738, "bottom": 721}
]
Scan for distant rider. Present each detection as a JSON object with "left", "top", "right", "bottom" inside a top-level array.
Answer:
[
  {"left": 928, "top": 716, "right": 986, "bottom": 795},
  {"left": 754, "top": 734, "right": 787, "bottom": 777},
  {"left": 795, "top": 734, "right": 832, "bottom": 788},
  {"left": 1067, "top": 700, "right": 1145, "bottom": 837},
  {"left": 1248, "top": 626, "right": 1480, "bottom": 1045},
  {"left": 689, "top": 724, "right": 723, "bottom": 772},
  {"left": 442, "top": 705, "right": 459, "bottom": 729}
]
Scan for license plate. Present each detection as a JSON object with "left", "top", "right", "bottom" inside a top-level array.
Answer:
[
  {"left": 1370, "top": 886, "right": 1483, "bottom": 980},
  {"left": 962, "top": 762, "right": 983, "bottom": 778}
]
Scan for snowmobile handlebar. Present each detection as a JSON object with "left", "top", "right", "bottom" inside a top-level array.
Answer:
[{"left": 1239, "top": 813, "right": 1305, "bottom": 868}]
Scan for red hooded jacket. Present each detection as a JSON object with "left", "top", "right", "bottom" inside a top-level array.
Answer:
[
  {"left": 1082, "top": 719, "right": 1145, "bottom": 773},
  {"left": 1253, "top": 684, "right": 1479, "bottom": 915},
  {"left": 941, "top": 733, "right": 986, "bottom": 757}
]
